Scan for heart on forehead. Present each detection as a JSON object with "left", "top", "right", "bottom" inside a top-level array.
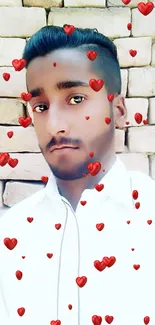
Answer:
[{"left": 89, "top": 79, "right": 104, "bottom": 92}]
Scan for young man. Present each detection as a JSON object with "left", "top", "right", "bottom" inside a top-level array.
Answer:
[{"left": 0, "top": 25, "right": 155, "bottom": 325}]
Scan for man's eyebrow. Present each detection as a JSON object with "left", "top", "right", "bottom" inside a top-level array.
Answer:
[{"left": 29, "top": 80, "right": 89, "bottom": 98}]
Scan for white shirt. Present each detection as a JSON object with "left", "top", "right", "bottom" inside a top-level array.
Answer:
[{"left": 0, "top": 156, "right": 155, "bottom": 325}]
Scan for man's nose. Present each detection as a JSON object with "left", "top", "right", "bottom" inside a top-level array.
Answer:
[{"left": 46, "top": 106, "right": 70, "bottom": 136}]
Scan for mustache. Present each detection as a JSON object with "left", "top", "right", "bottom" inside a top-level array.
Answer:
[{"left": 47, "top": 137, "right": 80, "bottom": 150}]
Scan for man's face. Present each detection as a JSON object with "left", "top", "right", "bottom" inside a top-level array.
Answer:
[{"left": 26, "top": 48, "right": 126, "bottom": 180}]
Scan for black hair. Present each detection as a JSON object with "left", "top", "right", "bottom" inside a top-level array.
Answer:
[{"left": 22, "top": 25, "right": 121, "bottom": 95}]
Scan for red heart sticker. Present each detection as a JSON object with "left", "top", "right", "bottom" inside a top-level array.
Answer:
[
  {"left": 138, "top": 2, "right": 154, "bottom": 16},
  {"left": 143, "top": 119, "right": 148, "bottom": 125},
  {"left": 89, "top": 79, "right": 104, "bottom": 92},
  {"left": 105, "top": 117, "right": 111, "bottom": 125},
  {"left": 68, "top": 304, "right": 72, "bottom": 310},
  {"left": 132, "top": 190, "right": 138, "bottom": 200},
  {"left": 85, "top": 116, "right": 90, "bottom": 120},
  {"left": 131, "top": 248, "right": 135, "bottom": 251},
  {"left": 92, "top": 315, "right": 102, "bottom": 325},
  {"left": 127, "top": 220, "right": 131, "bottom": 224},
  {"left": 4, "top": 237, "right": 18, "bottom": 250},
  {"left": 144, "top": 316, "right": 150, "bottom": 324},
  {"left": 80, "top": 200, "right": 87, "bottom": 206},
  {"left": 94, "top": 259, "right": 106, "bottom": 272},
  {"left": 50, "top": 321, "right": 61, "bottom": 325},
  {"left": 122, "top": 0, "right": 131, "bottom": 4},
  {"left": 41, "top": 176, "right": 49, "bottom": 183},
  {"left": 133, "top": 264, "right": 140, "bottom": 270},
  {"left": 127, "top": 23, "right": 132, "bottom": 30},
  {"left": 107, "top": 94, "right": 114, "bottom": 102},
  {"left": 0, "top": 152, "right": 10, "bottom": 166},
  {"left": 87, "top": 162, "right": 101, "bottom": 176},
  {"left": 27, "top": 217, "right": 33, "bottom": 223},
  {"left": 17, "top": 307, "right": 25, "bottom": 316},
  {"left": 8, "top": 158, "right": 18, "bottom": 168},
  {"left": 86, "top": 50, "right": 98, "bottom": 61},
  {"left": 15, "top": 270, "right": 23, "bottom": 280},
  {"left": 76, "top": 276, "right": 87, "bottom": 288},
  {"left": 55, "top": 223, "right": 61, "bottom": 230},
  {"left": 147, "top": 220, "right": 152, "bottom": 225},
  {"left": 7, "top": 131, "right": 13, "bottom": 138},
  {"left": 89, "top": 152, "right": 94, "bottom": 157},
  {"left": 3, "top": 72, "right": 10, "bottom": 81},
  {"left": 134, "top": 113, "right": 143, "bottom": 124},
  {"left": 21, "top": 92, "right": 32, "bottom": 102},
  {"left": 63, "top": 25, "right": 75, "bottom": 35},
  {"left": 129, "top": 49, "right": 137, "bottom": 57},
  {"left": 105, "top": 315, "right": 114, "bottom": 324},
  {"left": 94, "top": 184, "right": 104, "bottom": 192},
  {"left": 103, "top": 256, "right": 116, "bottom": 268},
  {"left": 47, "top": 253, "right": 53, "bottom": 258},
  {"left": 135, "top": 202, "right": 140, "bottom": 209},
  {"left": 96, "top": 223, "right": 104, "bottom": 231},
  {"left": 18, "top": 116, "right": 32, "bottom": 128},
  {"left": 126, "top": 121, "right": 130, "bottom": 125},
  {"left": 53, "top": 62, "right": 57, "bottom": 67},
  {"left": 12, "top": 58, "right": 26, "bottom": 71}
]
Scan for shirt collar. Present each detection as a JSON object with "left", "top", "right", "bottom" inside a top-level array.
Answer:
[{"left": 45, "top": 156, "right": 133, "bottom": 209}]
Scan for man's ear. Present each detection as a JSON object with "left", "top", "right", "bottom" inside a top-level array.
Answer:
[{"left": 113, "top": 94, "right": 127, "bottom": 129}]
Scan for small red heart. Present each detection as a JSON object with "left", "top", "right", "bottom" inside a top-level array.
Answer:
[
  {"left": 129, "top": 49, "right": 137, "bottom": 57},
  {"left": 85, "top": 116, "right": 90, "bottom": 120},
  {"left": 138, "top": 2, "right": 154, "bottom": 16},
  {"left": 3, "top": 72, "right": 10, "bottom": 81},
  {"left": 134, "top": 113, "right": 143, "bottom": 124},
  {"left": 127, "top": 220, "right": 131, "bottom": 224},
  {"left": 55, "top": 223, "right": 61, "bottom": 230},
  {"left": 92, "top": 315, "right": 102, "bottom": 325},
  {"left": 105, "top": 315, "right": 114, "bottom": 324},
  {"left": 82, "top": 173, "right": 87, "bottom": 177},
  {"left": 105, "top": 117, "right": 111, "bottom": 125},
  {"left": 133, "top": 264, "right": 140, "bottom": 270},
  {"left": 86, "top": 50, "right": 98, "bottom": 61},
  {"left": 103, "top": 256, "right": 116, "bottom": 268},
  {"left": 135, "top": 202, "right": 140, "bottom": 209},
  {"left": 126, "top": 121, "right": 130, "bottom": 125},
  {"left": 122, "top": 0, "right": 131, "bottom": 4},
  {"left": 89, "top": 152, "right": 94, "bottom": 157},
  {"left": 144, "top": 316, "right": 150, "bottom": 324},
  {"left": 0, "top": 152, "right": 10, "bottom": 166},
  {"left": 89, "top": 79, "right": 104, "bottom": 92},
  {"left": 127, "top": 23, "right": 132, "bottom": 30},
  {"left": 53, "top": 62, "right": 57, "bottom": 67},
  {"left": 132, "top": 190, "right": 138, "bottom": 200},
  {"left": 50, "top": 321, "right": 61, "bottom": 325},
  {"left": 107, "top": 94, "right": 114, "bottom": 102},
  {"left": 27, "top": 217, "right": 33, "bottom": 223},
  {"left": 12, "top": 58, "right": 26, "bottom": 71},
  {"left": 18, "top": 116, "right": 32, "bottom": 128},
  {"left": 80, "top": 200, "right": 87, "bottom": 206},
  {"left": 96, "top": 223, "right": 104, "bottom": 231},
  {"left": 87, "top": 161, "right": 101, "bottom": 176},
  {"left": 147, "top": 220, "right": 152, "bottom": 225},
  {"left": 17, "top": 307, "right": 25, "bottom": 316},
  {"left": 63, "top": 25, "right": 75, "bottom": 35},
  {"left": 22, "top": 256, "right": 25, "bottom": 259},
  {"left": 7, "top": 131, "right": 13, "bottom": 138},
  {"left": 15, "top": 270, "right": 23, "bottom": 280},
  {"left": 143, "top": 119, "right": 148, "bottom": 125},
  {"left": 131, "top": 248, "right": 135, "bottom": 251},
  {"left": 8, "top": 158, "right": 18, "bottom": 168},
  {"left": 94, "top": 259, "right": 106, "bottom": 272},
  {"left": 68, "top": 304, "right": 72, "bottom": 310},
  {"left": 76, "top": 276, "right": 87, "bottom": 288},
  {"left": 41, "top": 176, "right": 49, "bottom": 183},
  {"left": 47, "top": 253, "right": 53, "bottom": 258},
  {"left": 21, "top": 92, "right": 32, "bottom": 102},
  {"left": 94, "top": 184, "right": 104, "bottom": 192},
  {"left": 4, "top": 237, "right": 18, "bottom": 250}
]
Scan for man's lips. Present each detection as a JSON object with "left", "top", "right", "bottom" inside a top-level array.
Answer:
[{"left": 50, "top": 146, "right": 79, "bottom": 152}]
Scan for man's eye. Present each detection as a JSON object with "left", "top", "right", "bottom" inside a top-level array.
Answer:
[
  {"left": 69, "top": 96, "right": 85, "bottom": 105},
  {"left": 33, "top": 105, "right": 48, "bottom": 113}
]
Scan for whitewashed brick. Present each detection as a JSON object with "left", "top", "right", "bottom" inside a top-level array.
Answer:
[
  {"left": 117, "top": 153, "right": 149, "bottom": 175},
  {"left": 0, "top": 38, "right": 26, "bottom": 66},
  {"left": 0, "top": 153, "right": 51, "bottom": 180},
  {"left": 125, "top": 98, "right": 148, "bottom": 127},
  {"left": 121, "top": 69, "right": 128, "bottom": 97},
  {"left": 132, "top": 8, "right": 155, "bottom": 39},
  {"left": 0, "top": 126, "right": 39, "bottom": 153},
  {"left": 48, "top": 8, "right": 131, "bottom": 38},
  {"left": 149, "top": 154, "right": 155, "bottom": 180},
  {"left": 0, "top": 0, "right": 22, "bottom": 5},
  {"left": 64, "top": 0, "right": 105, "bottom": 7},
  {"left": 151, "top": 42, "right": 155, "bottom": 66},
  {"left": 128, "top": 67, "right": 155, "bottom": 97},
  {"left": 24, "top": 0, "right": 61, "bottom": 7},
  {"left": 149, "top": 98, "right": 155, "bottom": 124},
  {"left": 0, "top": 67, "right": 27, "bottom": 97},
  {"left": 114, "top": 37, "right": 151, "bottom": 67},
  {"left": 0, "top": 181, "right": 3, "bottom": 208},
  {"left": 0, "top": 99, "right": 25, "bottom": 124},
  {"left": 115, "top": 129, "right": 125, "bottom": 152},
  {"left": 0, "top": 7, "right": 46, "bottom": 37},
  {"left": 128, "top": 126, "right": 155, "bottom": 153},
  {"left": 3, "top": 181, "right": 44, "bottom": 207},
  {"left": 107, "top": 0, "right": 146, "bottom": 7}
]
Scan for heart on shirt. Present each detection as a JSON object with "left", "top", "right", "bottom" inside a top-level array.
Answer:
[
  {"left": 96, "top": 223, "right": 104, "bottom": 231},
  {"left": 132, "top": 190, "right": 138, "bottom": 200},
  {"left": 4, "top": 237, "right": 18, "bottom": 250},
  {"left": 135, "top": 202, "right": 140, "bottom": 209},
  {"left": 47, "top": 253, "right": 53, "bottom": 258},
  {"left": 50, "top": 321, "right": 61, "bottom": 325},
  {"left": 105, "top": 315, "right": 114, "bottom": 324},
  {"left": 144, "top": 316, "right": 150, "bottom": 324},
  {"left": 55, "top": 223, "right": 61, "bottom": 230},
  {"left": 27, "top": 217, "right": 33, "bottom": 223},
  {"left": 76, "top": 276, "right": 87, "bottom": 288},
  {"left": 103, "top": 256, "right": 116, "bottom": 267},
  {"left": 17, "top": 307, "right": 25, "bottom": 316},
  {"left": 92, "top": 315, "right": 102, "bottom": 325},
  {"left": 147, "top": 220, "right": 152, "bottom": 225},
  {"left": 87, "top": 162, "right": 101, "bottom": 176},
  {"left": 94, "top": 184, "right": 104, "bottom": 192},
  {"left": 16, "top": 270, "right": 23, "bottom": 280},
  {"left": 94, "top": 259, "right": 107, "bottom": 272},
  {"left": 133, "top": 264, "right": 140, "bottom": 270}
]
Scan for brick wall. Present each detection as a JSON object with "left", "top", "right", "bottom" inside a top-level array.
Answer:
[{"left": 0, "top": 0, "right": 155, "bottom": 213}]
